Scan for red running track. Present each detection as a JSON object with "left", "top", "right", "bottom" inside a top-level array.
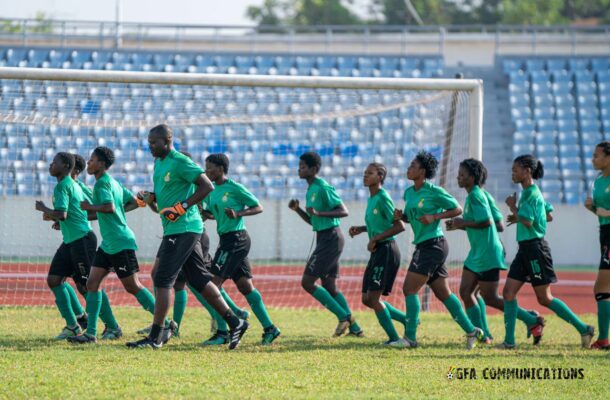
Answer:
[{"left": 0, "top": 263, "right": 597, "bottom": 314}]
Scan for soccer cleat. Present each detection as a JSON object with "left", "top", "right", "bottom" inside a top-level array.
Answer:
[
  {"left": 55, "top": 325, "right": 81, "bottom": 340},
  {"left": 528, "top": 316, "right": 546, "bottom": 346},
  {"left": 67, "top": 333, "right": 97, "bottom": 344},
  {"left": 203, "top": 332, "right": 229, "bottom": 346},
  {"left": 228, "top": 319, "right": 249, "bottom": 350},
  {"left": 347, "top": 329, "right": 365, "bottom": 338},
  {"left": 466, "top": 327, "right": 484, "bottom": 350},
  {"left": 126, "top": 336, "right": 161, "bottom": 349},
  {"left": 136, "top": 325, "right": 152, "bottom": 335},
  {"left": 261, "top": 326, "right": 281, "bottom": 345},
  {"left": 347, "top": 322, "right": 364, "bottom": 337},
  {"left": 101, "top": 325, "right": 123, "bottom": 341},
  {"left": 590, "top": 339, "right": 609, "bottom": 350},
  {"left": 159, "top": 320, "right": 178, "bottom": 345},
  {"left": 236, "top": 309, "right": 250, "bottom": 321},
  {"left": 383, "top": 338, "right": 410, "bottom": 348},
  {"left": 333, "top": 317, "right": 353, "bottom": 337},
  {"left": 76, "top": 313, "right": 88, "bottom": 331},
  {"left": 402, "top": 337, "right": 418, "bottom": 348},
  {"left": 498, "top": 342, "right": 516, "bottom": 350},
  {"left": 581, "top": 325, "right": 595, "bottom": 349}
]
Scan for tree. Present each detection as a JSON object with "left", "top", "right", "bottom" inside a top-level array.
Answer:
[
  {"left": 500, "top": 0, "right": 568, "bottom": 25},
  {"left": 246, "top": 0, "right": 363, "bottom": 26}
]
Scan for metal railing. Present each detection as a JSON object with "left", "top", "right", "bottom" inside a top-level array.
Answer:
[{"left": 0, "top": 18, "right": 609, "bottom": 56}]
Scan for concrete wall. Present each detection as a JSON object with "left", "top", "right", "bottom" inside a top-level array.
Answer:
[{"left": 0, "top": 197, "right": 599, "bottom": 266}]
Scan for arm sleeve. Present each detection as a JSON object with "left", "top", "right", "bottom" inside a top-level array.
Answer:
[
  {"left": 470, "top": 194, "right": 492, "bottom": 223},
  {"left": 433, "top": 186, "right": 460, "bottom": 210},
  {"left": 235, "top": 184, "right": 260, "bottom": 207},
  {"left": 323, "top": 185, "right": 343, "bottom": 209},
  {"left": 121, "top": 184, "right": 135, "bottom": 204},
  {"left": 178, "top": 156, "right": 205, "bottom": 183},
  {"left": 95, "top": 181, "right": 114, "bottom": 205},
  {"left": 517, "top": 198, "right": 535, "bottom": 222},
  {"left": 379, "top": 193, "right": 395, "bottom": 222},
  {"left": 53, "top": 183, "right": 69, "bottom": 211},
  {"left": 544, "top": 201, "right": 554, "bottom": 213}
]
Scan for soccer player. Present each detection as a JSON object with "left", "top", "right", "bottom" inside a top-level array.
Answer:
[
  {"left": 584, "top": 142, "right": 610, "bottom": 350},
  {"left": 136, "top": 151, "right": 249, "bottom": 338},
  {"left": 72, "top": 153, "right": 93, "bottom": 201},
  {"left": 288, "top": 151, "right": 362, "bottom": 337},
  {"left": 395, "top": 151, "right": 483, "bottom": 349},
  {"left": 446, "top": 159, "right": 544, "bottom": 345},
  {"left": 200, "top": 153, "right": 280, "bottom": 345},
  {"left": 126, "top": 124, "right": 248, "bottom": 349},
  {"left": 45, "top": 153, "right": 92, "bottom": 330},
  {"left": 67, "top": 146, "right": 159, "bottom": 344},
  {"left": 503, "top": 154, "right": 594, "bottom": 349},
  {"left": 34, "top": 152, "right": 97, "bottom": 339},
  {"left": 348, "top": 163, "right": 406, "bottom": 346}
]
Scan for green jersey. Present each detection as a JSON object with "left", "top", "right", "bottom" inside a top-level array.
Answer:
[
  {"left": 463, "top": 186, "right": 506, "bottom": 272},
  {"left": 75, "top": 179, "right": 93, "bottom": 202},
  {"left": 403, "top": 181, "right": 459, "bottom": 245},
  {"left": 593, "top": 173, "right": 610, "bottom": 226},
  {"left": 153, "top": 149, "right": 204, "bottom": 236},
  {"left": 204, "top": 179, "right": 260, "bottom": 235},
  {"left": 516, "top": 184, "right": 547, "bottom": 242},
  {"left": 52, "top": 176, "right": 92, "bottom": 244},
  {"left": 365, "top": 188, "right": 396, "bottom": 242},
  {"left": 483, "top": 189, "right": 503, "bottom": 223},
  {"left": 545, "top": 201, "right": 554, "bottom": 214},
  {"left": 93, "top": 173, "right": 138, "bottom": 254},
  {"left": 306, "top": 177, "right": 343, "bottom": 232}
]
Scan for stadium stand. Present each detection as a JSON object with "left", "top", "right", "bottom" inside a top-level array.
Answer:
[{"left": 0, "top": 47, "right": 444, "bottom": 201}]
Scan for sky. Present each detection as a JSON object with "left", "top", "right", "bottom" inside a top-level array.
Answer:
[{"left": 0, "top": 0, "right": 265, "bottom": 25}]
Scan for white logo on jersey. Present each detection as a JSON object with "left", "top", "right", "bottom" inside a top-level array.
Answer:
[{"left": 168, "top": 238, "right": 176, "bottom": 245}]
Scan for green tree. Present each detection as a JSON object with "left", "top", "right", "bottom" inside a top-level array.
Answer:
[
  {"left": 246, "top": 0, "right": 362, "bottom": 26},
  {"left": 246, "top": 0, "right": 285, "bottom": 26},
  {"left": 501, "top": 0, "right": 568, "bottom": 25}
]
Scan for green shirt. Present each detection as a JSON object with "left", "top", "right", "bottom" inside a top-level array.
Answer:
[
  {"left": 306, "top": 177, "right": 343, "bottom": 232},
  {"left": 516, "top": 184, "right": 547, "bottom": 242},
  {"left": 75, "top": 179, "right": 93, "bottom": 202},
  {"left": 153, "top": 149, "right": 204, "bottom": 236},
  {"left": 52, "top": 176, "right": 92, "bottom": 244},
  {"left": 365, "top": 188, "right": 396, "bottom": 242},
  {"left": 93, "top": 173, "right": 138, "bottom": 254},
  {"left": 463, "top": 186, "right": 506, "bottom": 272},
  {"left": 545, "top": 201, "right": 554, "bottom": 214},
  {"left": 204, "top": 179, "right": 260, "bottom": 235},
  {"left": 403, "top": 181, "right": 459, "bottom": 245},
  {"left": 593, "top": 174, "right": 610, "bottom": 226},
  {"left": 483, "top": 189, "right": 503, "bottom": 223}
]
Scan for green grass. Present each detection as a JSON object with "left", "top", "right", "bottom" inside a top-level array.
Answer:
[{"left": 0, "top": 307, "right": 607, "bottom": 399}]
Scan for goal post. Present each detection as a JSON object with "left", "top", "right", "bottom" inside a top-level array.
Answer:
[{"left": 0, "top": 66, "right": 483, "bottom": 311}]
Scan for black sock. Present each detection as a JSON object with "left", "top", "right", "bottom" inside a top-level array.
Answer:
[
  {"left": 149, "top": 324, "right": 163, "bottom": 343},
  {"left": 223, "top": 311, "right": 240, "bottom": 329}
]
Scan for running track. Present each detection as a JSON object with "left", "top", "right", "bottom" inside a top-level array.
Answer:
[{"left": 0, "top": 263, "right": 596, "bottom": 314}]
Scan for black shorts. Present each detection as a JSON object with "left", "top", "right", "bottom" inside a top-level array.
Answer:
[
  {"left": 599, "top": 224, "right": 610, "bottom": 271},
  {"left": 408, "top": 236, "right": 449, "bottom": 284},
  {"left": 93, "top": 248, "right": 139, "bottom": 279},
  {"left": 508, "top": 238, "right": 557, "bottom": 287},
  {"left": 362, "top": 240, "right": 401, "bottom": 295},
  {"left": 463, "top": 265, "right": 501, "bottom": 282},
  {"left": 154, "top": 232, "right": 214, "bottom": 292},
  {"left": 304, "top": 227, "right": 345, "bottom": 279},
  {"left": 49, "top": 231, "right": 97, "bottom": 287},
  {"left": 176, "top": 231, "right": 212, "bottom": 285},
  {"left": 211, "top": 230, "right": 252, "bottom": 282}
]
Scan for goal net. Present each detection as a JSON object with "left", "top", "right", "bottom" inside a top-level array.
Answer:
[{"left": 0, "top": 67, "right": 482, "bottom": 312}]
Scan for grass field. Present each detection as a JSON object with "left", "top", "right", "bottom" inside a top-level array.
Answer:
[{"left": 0, "top": 306, "right": 607, "bottom": 399}]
